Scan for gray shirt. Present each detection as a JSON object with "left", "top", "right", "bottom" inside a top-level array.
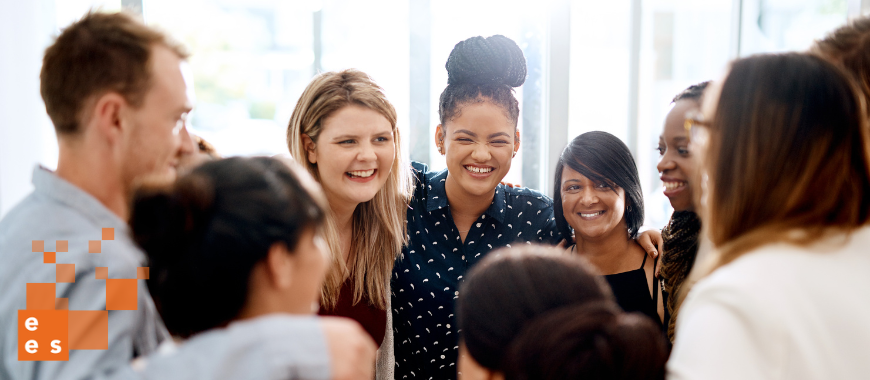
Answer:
[{"left": 0, "top": 167, "right": 331, "bottom": 380}]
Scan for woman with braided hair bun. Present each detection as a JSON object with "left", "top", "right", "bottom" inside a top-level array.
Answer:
[
  {"left": 457, "top": 246, "right": 668, "bottom": 380},
  {"left": 392, "top": 35, "right": 561, "bottom": 380}
]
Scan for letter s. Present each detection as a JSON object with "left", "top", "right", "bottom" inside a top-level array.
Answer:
[
  {"left": 25, "top": 340, "right": 37, "bottom": 354},
  {"left": 51, "top": 340, "right": 62, "bottom": 354}
]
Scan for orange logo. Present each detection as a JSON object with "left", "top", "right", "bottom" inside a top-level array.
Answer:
[{"left": 18, "top": 228, "right": 148, "bottom": 361}]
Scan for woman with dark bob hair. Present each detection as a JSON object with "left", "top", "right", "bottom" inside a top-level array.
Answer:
[
  {"left": 668, "top": 53, "right": 870, "bottom": 379},
  {"left": 554, "top": 131, "right": 665, "bottom": 326},
  {"left": 457, "top": 245, "right": 668, "bottom": 380}
]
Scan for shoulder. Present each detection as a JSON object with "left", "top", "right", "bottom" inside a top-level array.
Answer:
[{"left": 502, "top": 185, "right": 553, "bottom": 209}]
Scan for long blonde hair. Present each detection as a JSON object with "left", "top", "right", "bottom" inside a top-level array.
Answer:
[
  {"left": 287, "top": 69, "right": 410, "bottom": 309},
  {"left": 702, "top": 54, "right": 870, "bottom": 274}
]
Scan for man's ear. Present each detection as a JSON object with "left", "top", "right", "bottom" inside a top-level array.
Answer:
[
  {"left": 265, "top": 242, "right": 295, "bottom": 290},
  {"left": 90, "top": 92, "right": 126, "bottom": 143},
  {"left": 302, "top": 134, "right": 317, "bottom": 164}
]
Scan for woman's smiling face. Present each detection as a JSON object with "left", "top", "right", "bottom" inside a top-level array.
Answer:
[
  {"left": 436, "top": 101, "right": 519, "bottom": 198},
  {"left": 560, "top": 166, "right": 628, "bottom": 242},
  {"left": 657, "top": 99, "right": 700, "bottom": 212},
  {"left": 305, "top": 104, "right": 395, "bottom": 210}
]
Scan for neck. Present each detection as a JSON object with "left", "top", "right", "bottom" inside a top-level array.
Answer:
[
  {"left": 574, "top": 229, "right": 636, "bottom": 274},
  {"left": 55, "top": 139, "right": 129, "bottom": 220},
  {"left": 444, "top": 173, "right": 493, "bottom": 220},
  {"left": 326, "top": 196, "right": 358, "bottom": 263}
]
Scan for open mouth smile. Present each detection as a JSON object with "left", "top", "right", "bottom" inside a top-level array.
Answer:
[
  {"left": 347, "top": 169, "right": 376, "bottom": 179},
  {"left": 578, "top": 210, "right": 605, "bottom": 220}
]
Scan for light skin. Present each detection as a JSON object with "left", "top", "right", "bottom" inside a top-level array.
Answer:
[
  {"left": 657, "top": 99, "right": 701, "bottom": 212},
  {"left": 560, "top": 167, "right": 663, "bottom": 321},
  {"left": 458, "top": 342, "right": 505, "bottom": 380},
  {"left": 435, "top": 102, "right": 520, "bottom": 242},
  {"left": 55, "top": 44, "right": 195, "bottom": 220},
  {"left": 303, "top": 104, "right": 396, "bottom": 261}
]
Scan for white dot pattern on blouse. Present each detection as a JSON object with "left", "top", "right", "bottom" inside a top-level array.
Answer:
[{"left": 392, "top": 162, "right": 561, "bottom": 380}]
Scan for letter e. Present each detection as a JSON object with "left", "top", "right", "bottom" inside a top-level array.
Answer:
[
  {"left": 51, "top": 340, "right": 61, "bottom": 354},
  {"left": 25, "top": 317, "right": 37, "bottom": 331},
  {"left": 25, "top": 340, "right": 37, "bottom": 354}
]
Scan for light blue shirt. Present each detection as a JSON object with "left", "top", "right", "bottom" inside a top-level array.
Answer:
[{"left": 0, "top": 167, "right": 330, "bottom": 380}]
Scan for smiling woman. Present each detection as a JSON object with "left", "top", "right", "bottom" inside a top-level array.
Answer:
[{"left": 286, "top": 69, "right": 411, "bottom": 379}]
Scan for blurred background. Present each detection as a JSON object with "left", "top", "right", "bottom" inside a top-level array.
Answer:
[{"left": 2, "top": 0, "right": 867, "bottom": 228}]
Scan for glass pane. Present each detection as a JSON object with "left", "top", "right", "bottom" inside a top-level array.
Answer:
[{"left": 740, "top": 0, "right": 848, "bottom": 55}]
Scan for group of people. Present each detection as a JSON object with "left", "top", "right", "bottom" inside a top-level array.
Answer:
[{"left": 1, "top": 9, "right": 870, "bottom": 380}]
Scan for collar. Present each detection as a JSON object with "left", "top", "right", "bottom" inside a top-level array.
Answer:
[
  {"left": 31, "top": 165, "right": 129, "bottom": 234},
  {"left": 425, "top": 168, "right": 507, "bottom": 224}
]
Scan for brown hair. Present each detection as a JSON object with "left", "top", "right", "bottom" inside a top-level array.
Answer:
[
  {"left": 812, "top": 16, "right": 870, "bottom": 99},
  {"left": 40, "top": 11, "right": 188, "bottom": 135},
  {"left": 287, "top": 69, "right": 411, "bottom": 309},
  {"left": 705, "top": 53, "right": 870, "bottom": 271}
]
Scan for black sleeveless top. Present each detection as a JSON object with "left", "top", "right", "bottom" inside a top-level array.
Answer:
[{"left": 604, "top": 254, "right": 662, "bottom": 326}]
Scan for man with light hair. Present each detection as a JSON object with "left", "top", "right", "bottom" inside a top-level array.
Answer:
[{"left": 0, "top": 11, "right": 374, "bottom": 380}]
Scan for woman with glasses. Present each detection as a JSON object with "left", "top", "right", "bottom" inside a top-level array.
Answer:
[
  {"left": 656, "top": 82, "right": 709, "bottom": 343},
  {"left": 553, "top": 131, "right": 666, "bottom": 329},
  {"left": 668, "top": 53, "right": 870, "bottom": 379}
]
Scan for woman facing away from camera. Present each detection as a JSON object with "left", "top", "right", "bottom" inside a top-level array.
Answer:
[
  {"left": 287, "top": 69, "right": 412, "bottom": 379},
  {"left": 457, "top": 245, "right": 668, "bottom": 380},
  {"left": 668, "top": 53, "right": 870, "bottom": 379},
  {"left": 392, "top": 35, "right": 663, "bottom": 379},
  {"left": 129, "top": 156, "right": 376, "bottom": 379},
  {"left": 656, "top": 82, "right": 709, "bottom": 342},
  {"left": 553, "top": 131, "right": 665, "bottom": 327}
]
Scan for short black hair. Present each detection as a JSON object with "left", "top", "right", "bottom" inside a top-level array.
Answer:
[
  {"left": 671, "top": 81, "right": 710, "bottom": 103},
  {"left": 130, "top": 157, "right": 326, "bottom": 338},
  {"left": 553, "top": 131, "right": 644, "bottom": 242},
  {"left": 438, "top": 35, "right": 526, "bottom": 127}
]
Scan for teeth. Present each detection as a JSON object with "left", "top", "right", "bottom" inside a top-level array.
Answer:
[
  {"left": 348, "top": 169, "right": 375, "bottom": 178},
  {"left": 580, "top": 211, "right": 604, "bottom": 218},
  {"left": 465, "top": 166, "right": 493, "bottom": 174},
  {"left": 663, "top": 181, "right": 687, "bottom": 191}
]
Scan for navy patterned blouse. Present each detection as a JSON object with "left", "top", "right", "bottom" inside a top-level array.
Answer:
[{"left": 392, "top": 162, "right": 561, "bottom": 379}]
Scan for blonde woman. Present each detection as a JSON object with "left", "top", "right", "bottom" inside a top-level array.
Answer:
[{"left": 287, "top": 69, "right": 411, "bottom": 379}]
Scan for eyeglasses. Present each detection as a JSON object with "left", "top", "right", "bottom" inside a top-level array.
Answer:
[{"left": 683, "top": 110, "right": 710, "bottom": 147}]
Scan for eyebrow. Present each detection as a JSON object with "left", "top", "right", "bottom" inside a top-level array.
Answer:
[
  {"left": 330, "top": 131, "right": 392, "bottom": 141},
  {"left": 454, "top": 129, "right": 511, "bottom": 139}
]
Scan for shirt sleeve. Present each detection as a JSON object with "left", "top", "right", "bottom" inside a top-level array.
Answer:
[{"left": 667, "top": 279, "right": 783, "bottom": 380}]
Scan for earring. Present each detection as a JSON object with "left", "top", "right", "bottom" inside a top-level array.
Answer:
[
  {"left": 627, "top": 205, "right": 633, "bottom": 212},
  {"left": 512, "top": 151, "right": 517, "bottom": 158},
  {"left": 439, "top": 139, "right": 445, "bottom": 155}
]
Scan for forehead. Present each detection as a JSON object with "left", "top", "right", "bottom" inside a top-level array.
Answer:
[
  {"left": 446, "top": 102, "right": 514, "bottom": 132},
  {"left": 320, "top": 104, "right": 392, "bottom": 135},
  {"left": 561, "top": 165, "right": 594, "bottom": 182},
  {"left": 662, "top": 99, "right": 700, "bottom": 139},
  {"left": 146, "top": 44, "right": 191, "bottom": 108}
]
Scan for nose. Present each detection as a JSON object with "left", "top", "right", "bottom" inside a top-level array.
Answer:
[
  {"left": 656, "top": 154, "right": 675, "bottom": 173},
  {"left": 470, "top": 143, "right": 491, "bottom": 162},
  {"left": 179, "top": 126, "right": 195, "bottom": 156},
  {"left": 357, "top": 141, "right": 377, "bottom": 162},
  {"left": 579, "top": 187, "right": 598, "bottom": 207}
]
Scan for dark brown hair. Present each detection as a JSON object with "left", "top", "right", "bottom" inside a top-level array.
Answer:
[
  {"left": 40, "top": 11, "right": 188, "bottom": 135},
  {"left": 706, "top": 53, "right": 870, "bottom": 269},
  {"left": 130, "top": 157, "right": 327, "bottom": 338},
  {"left": 812, "top": 16, "right": 870, "bottom": 99},
  {"left": 458, "top": 246, "right": 667, "bottom": 378}
]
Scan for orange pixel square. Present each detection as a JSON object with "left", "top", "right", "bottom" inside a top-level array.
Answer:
[
  {"left": 106, "top": 279, "right": 137, "bottom": 311},
  {"left": 56, "top": 264, "right": 75, "bottom": 283},
  {"left": 55, "top": 298, "right": 68, "bottom": 310},
  {"left": 137, "top": 267, "right": 149, "bottom": 280},
  {"left": 43, "top": 252, "right": 55, "bottom": 264},
  {"left": 88, "top": 240, "right": 100, "bottom": 253},
  {"left": 56, "top": 240, "right": 68, "bottom": 252},
  {"left": 32, "top": 241, "right": 44, "bottom": 253},
  {"left": 26, "top": 283, "right": 56, "bottom": 310},
  {"left": 69, "top": 310, "right": 108, "bottom": 350},
  {"left": 18, "top": 310, "right": 69, "bottom": 361},
  {"left": 95, "top": 267, "right": 108, "bottom": 280},
  {"left": 102, "top": 228, "right": 114, "bottom": 241}
]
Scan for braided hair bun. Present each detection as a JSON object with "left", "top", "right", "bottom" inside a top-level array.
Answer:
[
  {"left": 439, "top": 35, "right": 527, "bottom": 126},
  {"left": 446, "top": 35, "right": 526, "bottom": 87}
]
